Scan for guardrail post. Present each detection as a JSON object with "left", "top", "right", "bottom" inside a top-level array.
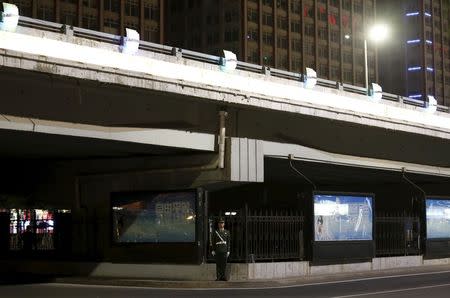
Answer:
[
  {"left": 261, "top": 66, "right": 270, "bottom": 76},
  {"left": 62, "top": 24, "right": 73, "bottom": 37},
  {"left": 336, "top": 82, "right": 343, "bottom": 91},
  {"left": 171, "top": 47, "right": 182, "bottom": 58}
]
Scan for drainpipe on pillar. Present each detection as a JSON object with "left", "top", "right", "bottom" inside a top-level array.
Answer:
[{"left": 218, "top": 111, "right": 228, "bottom": 169}]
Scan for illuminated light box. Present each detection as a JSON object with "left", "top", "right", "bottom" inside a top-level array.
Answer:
[
  {"left": 369, "top": 83, "right": 382, "bottom": 102},
  {"left": 120, "top": 28, "right": 140, "bottom": 55},
  {"left": 219, "top": 50, "right": 237, "bottom": 72},
  {"left": 111, "top": 190, "right": 196, "bottom": 243},
  {"left": 314, "top": 194, "right": 373, "bottom": 241},
  {"left": 0, "top": 3, "right": 19, "bottom": 32},
  {"left": 426, "top": 198, "right": 450, "bottom": 239},
  {"left": 425, "top": 95, "right": 437, "bottom": 113},
  {"left": 304, "top": 67, "right": 317, "bottom": 89}
]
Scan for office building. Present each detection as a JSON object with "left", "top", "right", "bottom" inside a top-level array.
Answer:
[
  {"left": 378, "top": 0, "right": 449, "bottom": 106},
  {"left": 7, "top": 0, "right": 164, "bottom": 43},
  {"left": 166, "top": 0, "right": 378, "bottom": 87}
]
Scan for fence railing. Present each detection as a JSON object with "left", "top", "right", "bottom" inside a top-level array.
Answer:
[
  {"left": 209, "top": 211, "right": 422, "bottom": 262},
  {"left": 15, "top": 16, "right": 450, "bottom": 114},
  {"left": 375, "top": 214, "right": 421, "bottom": 257},
  {"left": 209, "top": 209, "right": 305, "bottom": 262}
]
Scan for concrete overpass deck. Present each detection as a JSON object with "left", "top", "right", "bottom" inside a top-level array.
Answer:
[{"left": 2, "top": 19, "right": 450, "bottom": 169}]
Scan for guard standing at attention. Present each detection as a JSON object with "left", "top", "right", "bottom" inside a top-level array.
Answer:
[{"left": 211, "top": 217, "right": 230, "bottom": 281}]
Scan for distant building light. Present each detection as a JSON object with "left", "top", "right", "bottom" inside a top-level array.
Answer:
[
  {"left": 408, "top": 66, "right": 422, "bottom": 71},
  {"left": 406, "top": 12, "right": 420, "bottom": 16},
  {"left": 426, "top": 40, "right": 433, "bottom": 44},
  {"left": 426, "top": 67, "right": 434, "bottom": 72},
  {"left": 409, "top": 94, "right": 422, "bottom": 99},
  {"left": 407, "top": 39, "right": 420, "bottom": 44},
  {"left": 424, "top": 12, "right": 432, "bottom": 17},
  {"left": 57, "top": 209, "right": 71, "bottom": 214}
]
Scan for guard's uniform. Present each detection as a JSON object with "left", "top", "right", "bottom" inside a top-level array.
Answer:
[{"left": 212, "top": 228, "right": 230, "bottom": 281}]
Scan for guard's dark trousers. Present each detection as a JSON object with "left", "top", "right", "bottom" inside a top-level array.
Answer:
[{"left": 215, "top": 252, "right": 228, "bottom": 281}]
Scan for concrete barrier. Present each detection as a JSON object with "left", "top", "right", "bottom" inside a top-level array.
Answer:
[
  {"left": 310, "top": 262, "right": 372, "bottom": 276},
  {"left": 423, "top": 257, "right": 450, "bottom": 266},
  {"left": 372, "top": 256, "right": 423, "bottom": 270}
]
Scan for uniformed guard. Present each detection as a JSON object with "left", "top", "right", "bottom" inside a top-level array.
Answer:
[{"left": 211, "top": 217, "right": 230, "bottom": 281}]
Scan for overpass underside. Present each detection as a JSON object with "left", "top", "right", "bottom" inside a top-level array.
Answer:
[{"left": 1, "top": 65, "right": 450, "bottom": 168}]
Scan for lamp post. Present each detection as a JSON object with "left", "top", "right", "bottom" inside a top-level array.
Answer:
[{"left": 364, "top": 24, "right": 389, "bottom": 94}]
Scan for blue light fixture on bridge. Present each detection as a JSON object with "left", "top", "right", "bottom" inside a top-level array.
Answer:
[{"left": 0, "top": 2, "right": 19, "bottom": 32}]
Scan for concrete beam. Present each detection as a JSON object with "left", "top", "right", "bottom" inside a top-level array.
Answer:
[
  {"left": 0, "top": 114, "right": 215, "bottom": 152},
  {"left": 263, "top": 140, "right": 450, "bottom": 178}
]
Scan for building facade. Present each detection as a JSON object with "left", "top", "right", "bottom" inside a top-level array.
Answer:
[
  {"left": 378, "top": 0, "right": 450, "bottom": 106},
  {"left": 166, "top": 0, "right": 378, "bottom": 87},
  {"left": 7, "top": 0, "right": 164, "bottom": 43}
]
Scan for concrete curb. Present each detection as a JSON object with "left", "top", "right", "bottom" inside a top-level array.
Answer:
[{"left": 49, "top": 263, "right": 450, "bottom": 289}]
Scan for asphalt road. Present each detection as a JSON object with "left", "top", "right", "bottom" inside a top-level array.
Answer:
[{"left": 2, "top": 270, "right": 450, "bottom": 298}]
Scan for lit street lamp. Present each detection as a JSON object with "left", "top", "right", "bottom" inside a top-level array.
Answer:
[{"left": 364, "top": 24, "right": 389, "bottom": 94}]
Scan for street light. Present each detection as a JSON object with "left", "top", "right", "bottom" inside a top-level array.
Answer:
[{"left": 364, "top": 24, "right": 389, "bottom": 94}]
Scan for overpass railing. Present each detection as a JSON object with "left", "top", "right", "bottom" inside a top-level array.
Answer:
[{"left": 16, "top": 16, "right": 449, "bottom": 113}]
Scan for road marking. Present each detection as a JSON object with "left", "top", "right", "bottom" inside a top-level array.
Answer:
[
  {"left": 331, "top": 282, "right": 450, "bottom": 297},
  {"left": 42, "top": 269, "right": 450, "bottom": 291}
]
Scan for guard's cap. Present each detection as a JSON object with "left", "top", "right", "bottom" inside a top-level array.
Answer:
[{"left": 218, "top": 217, "right": 225, "bottom": 223}]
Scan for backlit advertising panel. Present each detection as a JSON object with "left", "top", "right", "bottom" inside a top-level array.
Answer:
[
  {"left": 426, "top": 198, "right": 450, "bottom": 239},
  {"left": 314, "top": 194, "right": 373, "bottom": 241}
]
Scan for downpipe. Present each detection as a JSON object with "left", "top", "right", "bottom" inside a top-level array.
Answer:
[{"left": 218, "top": 111, "right": 228, "bottom": 169}]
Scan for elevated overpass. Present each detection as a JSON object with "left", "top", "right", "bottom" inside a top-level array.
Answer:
[{"left": 1, "top": 17, "right": 450, "bottom": 171}]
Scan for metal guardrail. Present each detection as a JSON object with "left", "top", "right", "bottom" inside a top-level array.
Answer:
[{"left": 15, "top": 16, "right": 449, "bottom": 113}]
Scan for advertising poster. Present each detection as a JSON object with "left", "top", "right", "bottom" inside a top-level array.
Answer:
[
  {"left": 314, "top": 194, "right": 373, "bottom": 241},
  {"left": 112, "top": 191, "right": 196, "bottom": 243},
  {"left": 426, "top": 198, "right": 450, "bottom": 239}
]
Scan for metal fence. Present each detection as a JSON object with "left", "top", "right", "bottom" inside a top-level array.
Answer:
[
  {"left": 209, "top": 209, "right": 305, "bottom": 262},
  {"left": 375, "top": 213, "right": 421, "bottom": 257}
]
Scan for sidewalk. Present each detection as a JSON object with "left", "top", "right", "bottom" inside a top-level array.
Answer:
[{"left": 46, "top": 263, "right": 450, "bottom": 289}]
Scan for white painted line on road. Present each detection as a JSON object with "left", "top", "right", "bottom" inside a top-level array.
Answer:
[
  {"left": 42, "top": 269, "right": 450, "bottom": 291},
  {"left": 331, "top": 282, "right": 450, "bottom": 298}
]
